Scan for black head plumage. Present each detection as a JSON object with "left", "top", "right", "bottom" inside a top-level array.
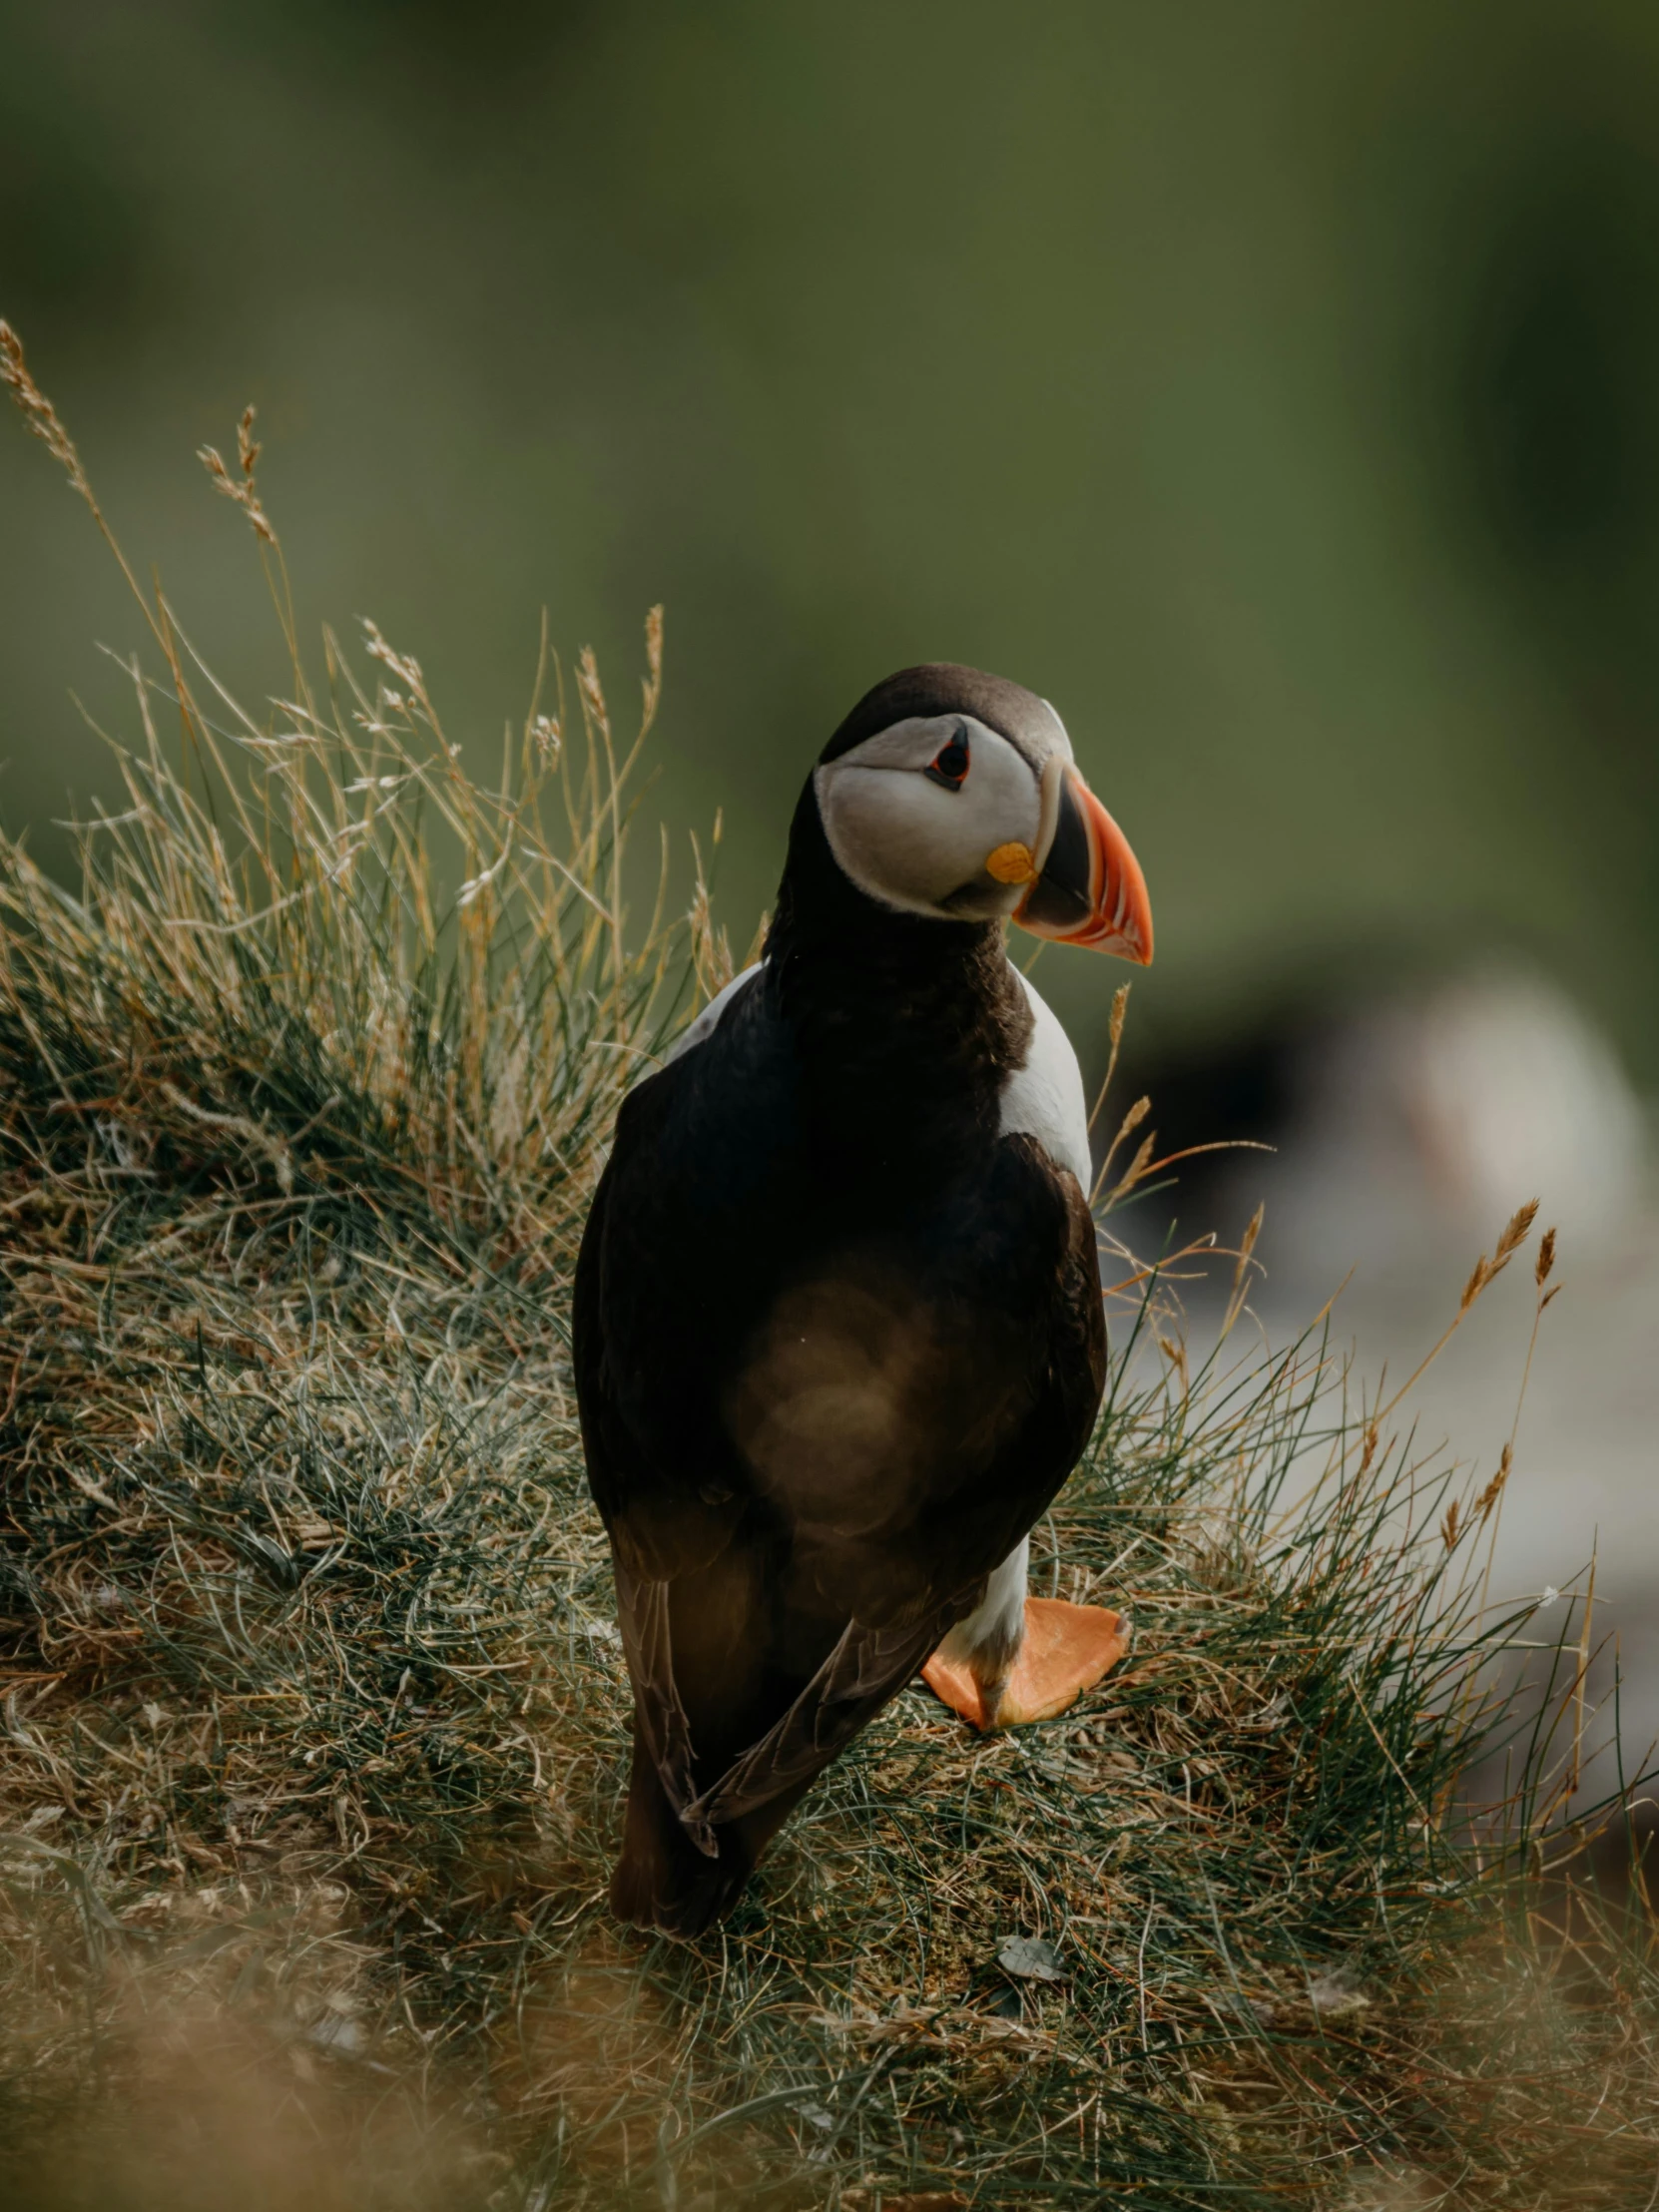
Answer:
[{"left": 818, "top": 662, "right": 1067, "bottom": 772}]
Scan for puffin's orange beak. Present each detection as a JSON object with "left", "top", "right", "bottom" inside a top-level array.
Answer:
[{"left": 1014, "top": 763, "right": 1153, "bottom": 964}]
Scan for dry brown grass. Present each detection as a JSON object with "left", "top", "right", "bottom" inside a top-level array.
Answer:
[{"left": 1, "top": 322, "right": 1656, "bottom": 2210}]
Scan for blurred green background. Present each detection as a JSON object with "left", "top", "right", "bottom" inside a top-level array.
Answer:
[{"left": 4, "top": 0, "right": 1659, "bottom": 1090}]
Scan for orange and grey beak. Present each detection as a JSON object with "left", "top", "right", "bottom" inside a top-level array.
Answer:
[{"left": 1014, "top": 761, "right": 1154, "bottom": 963}]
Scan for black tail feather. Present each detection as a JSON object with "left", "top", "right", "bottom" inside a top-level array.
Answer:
[
  {"left": 609, "top": 1736, "right": 754, "bottom": 1936},
  {"left": 608, "top": 1733, "right": 824, "bottom": 1935}
]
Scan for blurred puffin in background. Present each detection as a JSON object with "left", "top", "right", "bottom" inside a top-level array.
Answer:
[{"left": 574, "top": 663, "right": 1153, "bottom": 1934}]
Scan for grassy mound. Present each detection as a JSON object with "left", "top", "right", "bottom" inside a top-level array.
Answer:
[{"left": 1, "top": 324, "right": 1655, "bottom": 2210}]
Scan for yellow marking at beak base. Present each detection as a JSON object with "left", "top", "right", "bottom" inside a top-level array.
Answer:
[{"left": 985, "top": 840, "right": 1038, "bottom": 885}]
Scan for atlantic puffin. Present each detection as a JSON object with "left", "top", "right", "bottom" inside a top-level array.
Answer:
[{"left": 574, "top": 663, "right": 1154, "bottom": 1934}]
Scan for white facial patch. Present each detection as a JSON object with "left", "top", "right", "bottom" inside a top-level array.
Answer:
[{"left": 814, "top": 716, "right": 1045, "bottom": 921}]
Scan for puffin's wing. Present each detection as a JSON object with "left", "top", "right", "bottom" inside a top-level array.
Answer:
[
  {"left": 574, "top": 1102, "right": 768, "bottom": 1852},
  {"left": 573, "top": 1131, "right": 750, "bottom": 1585},
  {"left": 722, "top": 1132, "right": 1108, "bottom": 1629}
]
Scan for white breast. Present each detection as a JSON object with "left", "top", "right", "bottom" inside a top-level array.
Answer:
[
  {"left": 662, "top": 962, "right": 763, "bottom": 1065},
  {"left": 999, "top": 965, "right": 1093, "bottom": 1188}
]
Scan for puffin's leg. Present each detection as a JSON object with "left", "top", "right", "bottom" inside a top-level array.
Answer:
[
  {"left": 923, "top": 1539, "right": 1028, "bottom": 1729},
  {"left": 922, "top": 1537, "right": 1130, "bottom": 1731}
]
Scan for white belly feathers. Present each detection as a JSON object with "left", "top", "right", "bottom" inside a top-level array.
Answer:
[{"left": 998, "top": 965, "right": 1093, "bottom": 1188}]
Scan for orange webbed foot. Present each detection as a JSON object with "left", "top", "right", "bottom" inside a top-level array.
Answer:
[{"left": 921, "top": 1597, "right": 1130, "bottom": 1732}]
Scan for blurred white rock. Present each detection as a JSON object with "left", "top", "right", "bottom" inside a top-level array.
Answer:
[
  {"left": 1238, "top": 966, "right": 1648, "bottom": 1304},
  {"left": 1149, "top": 963, "right": 1659, "bottom": 1778}
]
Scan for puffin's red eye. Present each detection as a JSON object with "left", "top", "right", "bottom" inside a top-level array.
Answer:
[{"left": 924, "top": 726, "right": 970, "bottom": 791}]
